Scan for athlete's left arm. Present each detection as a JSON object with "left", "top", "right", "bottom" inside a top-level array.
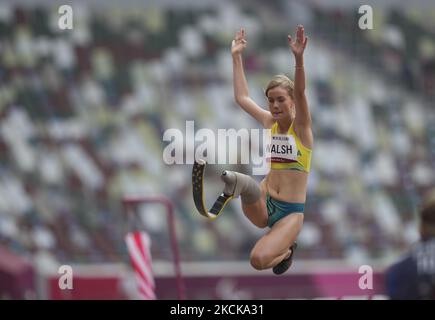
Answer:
[{"left": 288, "top": 25, "right": 312, "bottom": 140}]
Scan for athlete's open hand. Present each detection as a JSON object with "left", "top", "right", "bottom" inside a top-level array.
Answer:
[
  {"left": 288, "top": 25, "right": 308, "bottom": 58},
  {"left": 231, "top": 28, "right": 247, "bottom": 56}
]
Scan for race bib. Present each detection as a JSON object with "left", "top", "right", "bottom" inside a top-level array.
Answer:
[{"left": 266, "top": 134, "right": 298, "bottom": 163}]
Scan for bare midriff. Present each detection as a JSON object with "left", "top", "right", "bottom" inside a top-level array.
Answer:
[{"left": 263, "top": 169, "right": 308, "bottom": 203}]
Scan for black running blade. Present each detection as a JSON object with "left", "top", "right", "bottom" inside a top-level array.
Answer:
[{"left": 192, "top": 160, "right": 232, "bottom": 220}]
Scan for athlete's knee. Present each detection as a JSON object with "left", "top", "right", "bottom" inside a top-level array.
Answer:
[{"left": 250, "top": 250, "right": 272, "bottom": 270}]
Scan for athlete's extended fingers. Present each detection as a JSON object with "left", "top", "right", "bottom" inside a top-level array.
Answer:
[
  {"left": 296, "top": 25, "right": 304, "bottom": 42},
  {"left": 235, "top": 29, "right": 241, "bottom": 41}
]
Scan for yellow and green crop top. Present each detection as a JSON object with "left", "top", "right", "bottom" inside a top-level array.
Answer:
[{"left": 266, "top": 122, "right": 312, "bottom": 172}]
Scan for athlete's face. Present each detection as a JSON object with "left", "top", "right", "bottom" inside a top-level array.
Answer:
[{"left": 267, "top": 86, "right": 294, "bottom": 120}]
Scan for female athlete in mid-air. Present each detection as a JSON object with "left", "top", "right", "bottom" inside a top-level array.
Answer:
[{"left": 222, "top": 25, "right": 313, "bottom": 274}]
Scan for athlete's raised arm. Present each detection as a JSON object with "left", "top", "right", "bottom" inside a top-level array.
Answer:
[
  {"left": 232, "top": 28, "right": 273, "bottom": 128},
  {"left": 288, "top": 25, "right": 313, "bottom": 147}
]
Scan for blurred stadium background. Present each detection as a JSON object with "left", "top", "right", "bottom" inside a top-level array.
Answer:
[{"left": 0, "top": 0, "right": 434, "bottom": 299}]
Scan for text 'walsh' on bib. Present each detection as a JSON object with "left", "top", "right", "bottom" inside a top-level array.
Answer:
[{"left": 266, "top": 134, "right": 298, "bottom": 163}]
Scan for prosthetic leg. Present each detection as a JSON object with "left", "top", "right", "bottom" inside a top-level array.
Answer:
[{"left": 192, "top": 159, "right": 261, "bottom": 220}]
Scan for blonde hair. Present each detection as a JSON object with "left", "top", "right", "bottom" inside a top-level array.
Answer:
[{"left": 265, "top": 75, "right": 294, "bottom": 99}]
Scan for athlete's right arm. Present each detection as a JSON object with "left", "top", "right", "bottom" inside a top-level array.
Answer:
[{"left": 232, "top": 28, "right": 272, "bottom": 129}]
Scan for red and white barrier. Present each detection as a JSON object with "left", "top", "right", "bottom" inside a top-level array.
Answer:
[{"left": 125, "top": 231, "right": 156, "bottom": 300}]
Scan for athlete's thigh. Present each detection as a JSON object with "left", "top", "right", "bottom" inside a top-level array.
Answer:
[
  {"left": 241, "top": 198, "right": 268, "bottom": 228},
  {"left": 240, "top": 178, "right": 269, "bottom": 228},
  {"left": 252, "top": 213, "right": 304, "bottom": 256}
]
